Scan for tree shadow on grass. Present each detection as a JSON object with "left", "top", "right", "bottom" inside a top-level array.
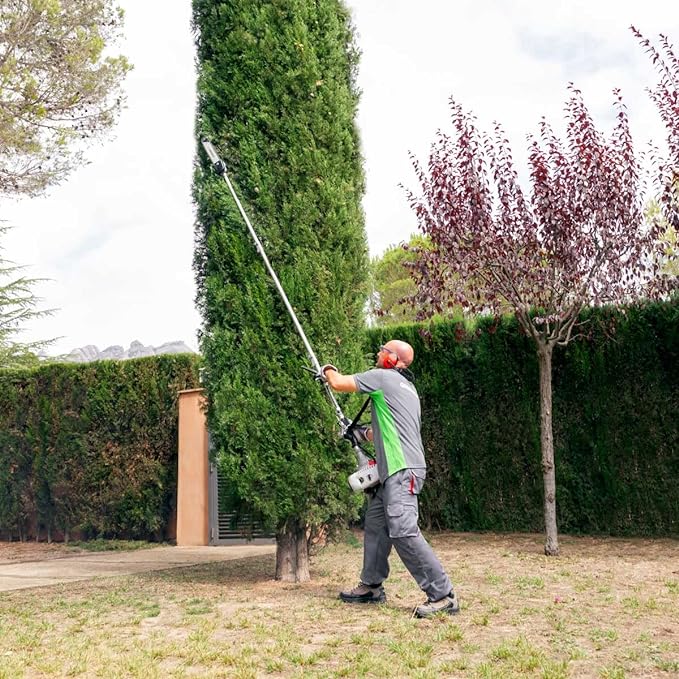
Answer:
[{"left": 138, "top": 554, "right": 276, "bottom": 587}]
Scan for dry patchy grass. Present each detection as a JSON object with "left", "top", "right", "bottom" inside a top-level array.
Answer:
[
  {"left": 0, "top": 540, "right": 155, "bottom": 565},
  {"left": 0, "top": 532, "right": 677, "bottom": 678}
]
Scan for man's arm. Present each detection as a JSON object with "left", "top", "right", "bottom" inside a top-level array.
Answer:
[
  {"left": 322, "top": 366, "right": 373, "bottom": 442},
  {"left": 323, "top": 366, "right": 359, "bottom": 393}
]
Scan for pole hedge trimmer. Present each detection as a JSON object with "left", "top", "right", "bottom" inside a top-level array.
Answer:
[{"left": 201, "top": 138, "right": 379, "bottom": 492}]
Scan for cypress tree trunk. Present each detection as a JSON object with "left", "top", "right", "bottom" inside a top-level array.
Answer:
[
  {"left": 538, "top": 343, "right": 559, "bottom": 556},
  {"left": 275, "top": 520, "right": 310, "bottom": 582}
]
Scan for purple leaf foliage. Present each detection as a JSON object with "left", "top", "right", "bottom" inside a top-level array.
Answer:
[
  {"left": 633, "top": 27, "right": 679, "bottom": 230},
  {"left": 407, "top": 85, "right": 673, "bottom": 348}
]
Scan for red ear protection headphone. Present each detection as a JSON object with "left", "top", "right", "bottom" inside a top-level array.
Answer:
[
  {"left": 383, "top": 353, "right": 398, "bottom": 369},
  {"left": 380, "top": 345, "right": 399, "bottom": 369}
]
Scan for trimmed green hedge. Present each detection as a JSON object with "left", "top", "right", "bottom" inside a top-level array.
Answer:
[
  {"left": 367, "top": 300, "right": 679, "bottom": 536},
  {"left": 0, "top": 355, "right": 200, "bottom": 541},
  {"left": 1, "top": 302, "right": 675, "bottom": 541}
]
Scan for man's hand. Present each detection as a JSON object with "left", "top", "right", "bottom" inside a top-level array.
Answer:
[
  {"left": 315, "top": 363, "right": 338, "bottom": 383},
  {"left": 322, "top": 365, "right": 359, "bottom": 393},
  {"left": 344, "top": 424, "right": 371, "bottom": 447}
]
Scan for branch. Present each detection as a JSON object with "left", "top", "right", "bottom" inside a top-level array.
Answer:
[{"left": 555, "top": 303, "right": 585, "bottom": 346}]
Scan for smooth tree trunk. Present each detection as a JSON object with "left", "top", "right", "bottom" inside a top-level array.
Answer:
[
  {"left": 538, "top": 343, "right": 560, "bottom": 556},
  {"left": 275, "top": 519, "right": 310, "bottom": 582}
]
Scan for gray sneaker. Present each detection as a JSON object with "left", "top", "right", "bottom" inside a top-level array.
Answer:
[
  {"left": 339, "top": 582, "right": 386, "bottom": 604},
  {"left": 414, "top": 591, "right": 460, "bottom": 618}
]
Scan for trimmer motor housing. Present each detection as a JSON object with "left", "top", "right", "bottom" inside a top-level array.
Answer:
[{"left": 348, "top": 460, "right": 379, "bottom": 492}]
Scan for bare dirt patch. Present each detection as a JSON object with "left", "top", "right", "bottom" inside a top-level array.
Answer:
[{"left": 0, "top": 541, "right": 86, "bottom": 564}]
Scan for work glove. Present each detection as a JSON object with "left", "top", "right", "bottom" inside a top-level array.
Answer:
[
  {"left": 344, "top": 424, "right": 370, "bottom": 447},
  {"left": 316, "top": 363, "right": 338, "bottom": 383}
]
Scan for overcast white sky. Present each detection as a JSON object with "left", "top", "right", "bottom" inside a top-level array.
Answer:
[{"left": 3, "top": 0, "right": 677, "bottom": 356}]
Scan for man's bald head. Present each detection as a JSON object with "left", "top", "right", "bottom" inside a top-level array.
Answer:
[{"left": 384, "top": 339, "right": 414, "bottom": 368}]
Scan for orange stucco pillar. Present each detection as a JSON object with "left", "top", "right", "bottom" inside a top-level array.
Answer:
[{"left": 176, "top": 388, "right": 209, "bottom": 546}]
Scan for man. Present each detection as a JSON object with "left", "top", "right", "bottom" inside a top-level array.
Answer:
[{"left": 321, "top": 339, "right": 459, "bottom": 618}]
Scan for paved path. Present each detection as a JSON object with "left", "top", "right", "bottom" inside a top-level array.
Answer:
[{"left": 0, "top": 545, "right": 276, "bottom": 593}]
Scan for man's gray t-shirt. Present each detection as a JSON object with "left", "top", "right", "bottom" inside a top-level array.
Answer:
[{"left": 353, "top": 368, "right": 426, "bottom": 481}]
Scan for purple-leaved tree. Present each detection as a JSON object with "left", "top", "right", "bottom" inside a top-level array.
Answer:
[
  {"left": 407, "top": 86, "right": 673, "bottom": 556},
  {"left": 634, "top": 28, "right": 679, "bottom": 233}
]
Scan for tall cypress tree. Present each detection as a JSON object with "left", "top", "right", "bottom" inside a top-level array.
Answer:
[{"left": 192, "top": 0, "right": 368, "bottom": 580}]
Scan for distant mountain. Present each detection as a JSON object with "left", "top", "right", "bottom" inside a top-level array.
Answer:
[{"left": 63, "top": 340, "right": 196, "bottom": 363}]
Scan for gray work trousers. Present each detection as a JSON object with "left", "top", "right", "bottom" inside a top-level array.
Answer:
[{"left": 360, "top": 468, "right": 453, "bottom": 602}]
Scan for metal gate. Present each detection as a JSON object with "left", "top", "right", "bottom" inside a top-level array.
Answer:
[{"left": 208, "top": 462, "right": 275, "bottom": 545}]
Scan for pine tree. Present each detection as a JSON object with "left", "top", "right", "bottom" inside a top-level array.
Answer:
[
  {"left": 0, "top": 0, "right": 130, "bottom": 196},
  {"left": 368, "top": 235, "right": 427, "bottom": 326},
  {"left": 192, "top": 0, "right": 368, "bottom": 581},
  {"left": 0, "top": 224, "right": 53, "bottom": 368}
]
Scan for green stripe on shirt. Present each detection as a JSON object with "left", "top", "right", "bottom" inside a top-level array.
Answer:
[{"left": 370, "top": 389, "right": 407, "bottom": 475}]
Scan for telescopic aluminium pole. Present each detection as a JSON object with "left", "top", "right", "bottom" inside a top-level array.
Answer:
[{"left": 200, "top": 138, "right": 359, "bottom": 444}]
